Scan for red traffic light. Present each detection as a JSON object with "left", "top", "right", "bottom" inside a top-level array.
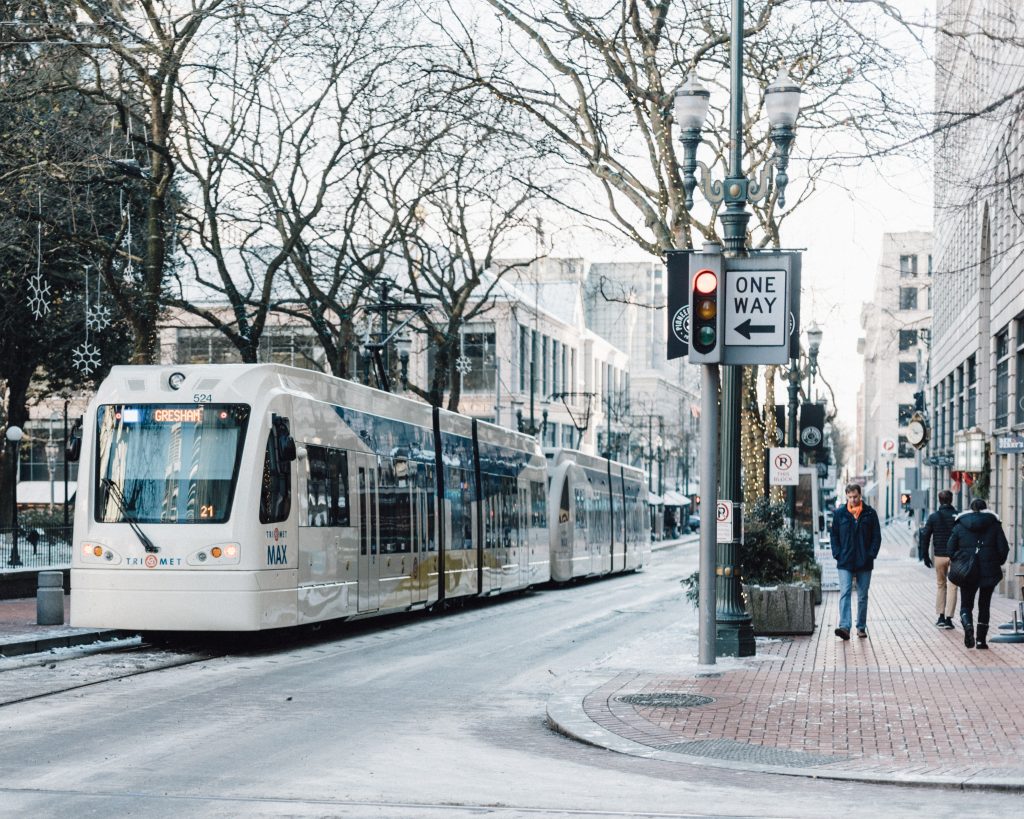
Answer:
[{"left": 694, "top": 269, "right": 718, "bottom": 294}]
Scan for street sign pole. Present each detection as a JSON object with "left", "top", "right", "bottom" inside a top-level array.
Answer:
[{"left": 699, "top": 363, "right": 719, "bottom": 665}]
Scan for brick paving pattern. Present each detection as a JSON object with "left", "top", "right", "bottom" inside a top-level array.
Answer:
[{"left": 582, "top": 524, "right": 1024, "bottom": 781}]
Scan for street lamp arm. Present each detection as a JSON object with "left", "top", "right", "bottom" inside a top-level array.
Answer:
[
  {"left": 680, "top": 131, "right": 726, "bottom": 210},
  {"left": 746, "top": 155, "right": 777, "bottom": 205}
]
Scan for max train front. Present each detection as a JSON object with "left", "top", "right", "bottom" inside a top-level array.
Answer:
[{"left": 70, "top": 366, "right": 296, "bottom": 631}]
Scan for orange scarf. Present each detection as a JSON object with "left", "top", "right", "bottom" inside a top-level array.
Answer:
[{"left": 847, "top": 502, "right": 863, "bottom": 520}]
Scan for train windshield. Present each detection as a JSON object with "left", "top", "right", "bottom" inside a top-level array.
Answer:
[{"left": 94, "top": 404, "right": 250, "bottom": 524}]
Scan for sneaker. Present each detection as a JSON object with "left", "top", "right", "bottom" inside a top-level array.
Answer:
[
  {"left": 943, "top": 617, "right": 956, "bottom": 629},
  {"left": 835, "top": 627, "right": 850, "bottom": 640},
  {"left": 857, "top": 628, "right": 867, "bottom": 638},
  {"left": 935, "top": 615, "right": 947, "bottom": 627}
]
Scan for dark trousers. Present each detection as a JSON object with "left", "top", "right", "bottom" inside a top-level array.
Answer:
[{"left": 959, "top": 585, "right": 995, "bottom": 624}]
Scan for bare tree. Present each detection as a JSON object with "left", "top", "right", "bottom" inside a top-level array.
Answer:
[
  {"left": 395, "top": 103, "right": 553, "bottom": 410},
  {"left": 428, "top": 0, "right": 921, "bottom": 256},
  {"left": 166, "top": 0, "right": 419, "bottom": 372}
]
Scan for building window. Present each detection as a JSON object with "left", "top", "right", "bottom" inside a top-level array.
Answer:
[
  {"left": 946, "top": 373, "right": 955, "bottom": 447},
  {"left": 1017, "top": 323, "right": 1024, "bottom": 425},
  {"left": 552, "top": 340, "right": 561, "bottom": 394},
  {"left": 899, "top": 254, "right": 918, "bottom": 277},
  {"left": 898, "top": 404, "right": 915, "bottom": 426},
  {"left": 461, "top": 329, "right": 497, "bottom": 393},
  {"left": 518, "top": 325, "right": 528, "bottom": 392},
  {"left": 898, "top": 329, "right": 917, "bottom": 351},
  {"left": 996, "top": 331, "right": 1010, "bottom": 428},
  {"left": 541, "top": 336, "right": 550, "bottom": 396},
  {"left": 899, "top": 287, "right": 918, "bottom": 310},
  {"left": 898, "top": 362, "right": 917, "bottom": 383},
  {"left": 966, "top": 355, "right": 977, "bottom": 427},
  {"left": 176, "top": 328, "right": 244, "bottom": 364}
]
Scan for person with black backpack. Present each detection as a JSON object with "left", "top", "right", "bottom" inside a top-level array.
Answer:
[
  {"left": 946, "top": 498, "right": 1010, "bottom": 649},
  {"left": 919, "top": 489, "right": 959, "bottom": 629}
]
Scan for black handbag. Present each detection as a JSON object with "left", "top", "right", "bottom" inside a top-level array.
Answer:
[{"left": 948, "top": 545, "right": 980, "bottom": 587}]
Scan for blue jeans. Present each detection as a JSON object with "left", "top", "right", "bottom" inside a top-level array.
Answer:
[{"left": 837, "top": 568, "right": 873, "bottom": 630}]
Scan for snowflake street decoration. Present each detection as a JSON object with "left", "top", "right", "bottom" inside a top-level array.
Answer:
[
  {"left": 86, "top": 304, "right": 113, "bottom": 332},
  {"left": 72, "top": 341, "right": 103, "bottom": 376},
  {"left": 455, "top": 355, "right": 472, "bottom": 376},
  {"left": 27, "top": 273, "right": 51, "bottom": 318}
]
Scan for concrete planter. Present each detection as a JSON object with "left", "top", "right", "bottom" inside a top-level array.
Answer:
[
  {"left": 743, "top": 582, "right": 816, "bottom": 636},
  {"left": 793, "top": 566, "right": 823, "bottom": 606}
]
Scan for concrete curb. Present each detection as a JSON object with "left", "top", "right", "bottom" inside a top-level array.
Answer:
[
  {"left": 545, "top": 674, "right": 1024, "bottom": 791},
  {"left": 0, "top": 629, "right": 130, "bottom": 658}
]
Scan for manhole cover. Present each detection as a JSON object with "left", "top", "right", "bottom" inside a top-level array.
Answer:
[
  {"left": 659, "top": 738, "right": 847, "bottom": 768},
  {"left": 616, "top": 693, "right": 715, "bottom": 708}
]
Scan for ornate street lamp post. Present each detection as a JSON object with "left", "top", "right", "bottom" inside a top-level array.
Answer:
[
  {"left": 806, "top": 322, "right": 823, "bottom": 400},
  {"left": 6, "top": 425, "right": 23, "bottom": 568},
  {"left": 673, "top": 3, "right": 802, "bottom": 661}
]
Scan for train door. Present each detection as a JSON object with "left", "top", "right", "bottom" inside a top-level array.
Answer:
[
  {"left": 491, "top": 480, "right": 504, "bottom": 593},
  {"left": 357, "top": 463, "right": 380, "bottom": 612},
  {"left": 519, "top": 483, "right": 530, "bottom": 586}
]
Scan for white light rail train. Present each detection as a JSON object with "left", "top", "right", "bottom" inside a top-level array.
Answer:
[{"left": 70, "top": 364, "right": 649, "bottom": 632}]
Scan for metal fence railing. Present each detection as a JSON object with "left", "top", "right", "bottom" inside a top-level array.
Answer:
[{"left": 0, "top": 526, "right": 73, "bottom": 570}]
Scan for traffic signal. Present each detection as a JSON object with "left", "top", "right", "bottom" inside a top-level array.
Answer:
[
  {"left": 900, "top": 492, "right": 911, "bottom": 508},
  {"left": 688, "top": 251, "right": 724, "bottom": 363},
  {"left": 693, "top": 494, "right": 701, "bottom": 509}
]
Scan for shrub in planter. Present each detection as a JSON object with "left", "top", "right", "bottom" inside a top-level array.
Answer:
[{"left": 681, "top": 499, "right": 816, "bottom": 606}]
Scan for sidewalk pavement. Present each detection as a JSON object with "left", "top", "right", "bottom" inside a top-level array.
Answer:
[
  {"left": 548, "top": 522, "right": 1024, "bottom": 790},
  {"left": 0, "top": 594, "right": 126, "bottom": 658}
]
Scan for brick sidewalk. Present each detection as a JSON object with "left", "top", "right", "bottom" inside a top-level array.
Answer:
[{"left": 555, "top": 523, "right": 1024, "bottom": 788}]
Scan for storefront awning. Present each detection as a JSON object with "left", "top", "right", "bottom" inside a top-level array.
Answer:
[
  {"left": 662, "top": 490, "right": 691, "bottom": 506},
  {"left": 647, "top": 492, "right": 663, "bottom": 505}
]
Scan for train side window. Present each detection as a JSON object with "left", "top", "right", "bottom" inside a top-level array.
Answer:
[
  {"left": 306, "top": 445, "right": 329, "bottom": 526},
  {"left": 329, "top": 449, "right": 350, "bottom": 527},
  {"left": 423, "top": 464, "right": 437, "bottom": 552},
  {"left": 575, "top": 488, "right": 587, "bottom": 530},
  {"left": 531, "top": 480, "right": 545, "bottom": 527},
  {"left": 259, "top": 432, "right": 291, "bottom": 524},
  {"left": 378, "top": 458, "right": 412, "bottom": 554}
]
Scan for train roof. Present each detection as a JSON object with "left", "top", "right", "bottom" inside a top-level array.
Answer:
[
  {"left": 544, "top": 447, "right": 646, "bottom": 483},
  {"left": 94, "top": 363, "right": 543, "bottom": 454}
]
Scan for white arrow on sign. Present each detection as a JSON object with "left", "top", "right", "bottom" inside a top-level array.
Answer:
[{"left": 724, "top": 268, "right": 788, "bottom": 347}]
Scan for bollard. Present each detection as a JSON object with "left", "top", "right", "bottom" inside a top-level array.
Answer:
[{"left": 37, "top": 571, "right": 65, "bottom": 626}]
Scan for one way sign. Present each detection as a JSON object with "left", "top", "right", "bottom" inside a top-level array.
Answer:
[
  {"left": 724, "top": 268, "right": 787, "bottom": 347},
  {"left": 718, "top": 253, "right": 800, "bottom": 366}
]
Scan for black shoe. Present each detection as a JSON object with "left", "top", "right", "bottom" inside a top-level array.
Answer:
[
  {"left": 835, "top": 627, "right": 850, "bottom": 640},
  {"left": 961, "top": 611, "right": 975, "bottom": 648},
  {"left": 857, "top": 628, "right": 867, "bottom": 638},
  {"left": 976, "top": 623, "right": 989, "bottom": 650},
  {"left": 935, "top": 615, "right": 946, "bottom": 627},
  {"left": 942, "top": 617, "right": 956, "bottom": 629}
]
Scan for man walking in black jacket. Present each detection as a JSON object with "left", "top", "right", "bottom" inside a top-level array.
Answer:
[{"left": 920, "top": 490, "right": 959, "bottom": 629}]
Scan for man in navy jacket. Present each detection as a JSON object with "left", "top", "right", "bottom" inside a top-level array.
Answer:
[{"left": 830, "top": 483, "right": 882, "bottom": 640}]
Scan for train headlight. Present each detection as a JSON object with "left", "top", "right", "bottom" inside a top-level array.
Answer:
[
  {"left": 187, "top": 543, "right": 240, "bottom": 566},
  {"left": 80, "top": 542, "right": 121, "bottom": 564}
]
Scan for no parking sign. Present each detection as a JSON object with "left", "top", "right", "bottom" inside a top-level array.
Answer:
[{"left": 769, "top": 447, "right": 799, "bottom": 486}]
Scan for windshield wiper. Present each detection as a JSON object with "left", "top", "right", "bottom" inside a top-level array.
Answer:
[{"left": 101, "top": 478, "right": 159, "bottom": 553}]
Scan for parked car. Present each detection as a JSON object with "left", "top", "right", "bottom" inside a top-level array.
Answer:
[{"left": 686, "top": 514, "right": 700, "bottom": 532}]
